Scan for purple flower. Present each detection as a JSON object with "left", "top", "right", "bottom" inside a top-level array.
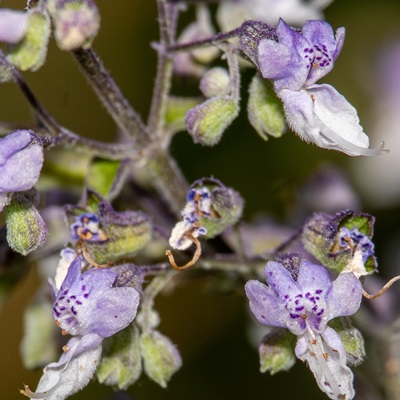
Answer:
[
  {"left": 23, "top": 255, "right": 140, "bottom": 400},
  {"left": 256, "top": 19, "right": 384, "bottom": 156},
  {"left": 0, "top": 9, "right": 28, "bottom": 44},
  {"left": 0, "top": 130, "right": 44, "bottom": 212},
  {"left": 169, "top": 187, "right": 211, "bottom": 250},
  {"left": 338, "top": 227, "right": 375, "bottom": 264},
  {"left": 245, "top": 260, "right": 362, "bottom": 399},
  {"left": 69, "top": 212, "right": 106, "bottom": 242}
]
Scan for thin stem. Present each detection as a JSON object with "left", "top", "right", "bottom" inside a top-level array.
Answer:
[
  {"left": 166, "top": 29, "right": 239, "bottom": 54},
  {"left": 147, "top": 0, "right": 179, "bottom": 136},
  {"left": 362, "top": 275, "right": 400, "bottom": 300},
  {"left": 72, "top": 48, "right": 151, "bottom": 146}
]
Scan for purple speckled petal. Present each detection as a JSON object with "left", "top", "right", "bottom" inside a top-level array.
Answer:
[
  {"left": 326, "top": 272, "right": 362, "bottom": 320},
  {"left": 245, "top": 280, "right": 288, "bottom": 328},
  {"left": 297, "top": 260, "right": 332, "bottom": 296},
  {"left": 264, "top": 261, "right": 302, "bottom": 298},
  {"left": 0, "top": 9, "right": 28, "bottom": 44},
  {"left": 0, "top": 130, "right": 44, "bottom": 192},
  {"left": 259, "top": 19, "right": 310, "bottom": 91},
  {"left": 302, "top": 20, "right": 340, "bottom": 85}
]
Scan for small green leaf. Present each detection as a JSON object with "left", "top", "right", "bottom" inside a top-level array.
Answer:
[{"left": 86, "top": 158, "right": 121, "bottom": 199}]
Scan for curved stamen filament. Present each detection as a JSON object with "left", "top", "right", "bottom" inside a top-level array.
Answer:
[
  {"left": 75, "top": 239, "right": 112, "bottom": 269},
  {"left": 166, "top": 233, "right": 202, "bottom": 270},
  {"left": 362, "top": 274, "right": 400, "bottom": 299}
]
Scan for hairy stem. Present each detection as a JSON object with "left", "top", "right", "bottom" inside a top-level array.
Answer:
[{"left": 72, "top": 47, "right": 151, "bottom": 147}]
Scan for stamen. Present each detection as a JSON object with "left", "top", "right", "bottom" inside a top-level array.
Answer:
[
  {"left": 62, "top": 345, "right": 70, "bottom": 352},
  {"left": 20, "top": 384, "right": 48, "bottom": 399},
  {"left": 362, "top": 274, "right": 400, "bottom": 299},
  {"left": 166, "top": 233, "right": 202, "bottom": 270}
]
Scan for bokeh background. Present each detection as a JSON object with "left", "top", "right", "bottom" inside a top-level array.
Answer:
[{"left": 1, "top": 0, "right": 400, "bottom": 399}]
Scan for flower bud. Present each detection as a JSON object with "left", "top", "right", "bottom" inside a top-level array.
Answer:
[
  {"left": 248, "top": 73, "right": 286, "bottom": 140},
  {"left": 7, "top": 8, "right": 50, "bottom": 71},
  {"left": 302, "top": 210, "right": 377, "bottom": 274},
  {"left": 48, "top": 0, "right": 100, "bottom": 51},
  {"left": 199, "top": 67, "right": 231, "bottom": 98},
  {"left": 259, "top": 328, "right": 296, "bottom": 375},
  {"left": 140, "top": 330, "right": 182, "bottom": 388},
  {"left": 0, "top": 130, "right": 44, "bottom": 211},
  {"left": 185, "top": 96, "right": 239, "bottom": 146},
  {"left": 5, "top": 191, "right": 47, "bottom": 255},
  {"left": 0, "top": 9, "right": 28, "bottom": 44},
  {"left": 97, "top": 325, "right": 142, "bottom": 390},
  {"left": 329, "top": 317, "right": 365, "bottom": 367}
]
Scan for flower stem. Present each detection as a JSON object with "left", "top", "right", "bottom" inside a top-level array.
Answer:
[{"left": 72, "top": 48, "right": 151, "bottom": 147}]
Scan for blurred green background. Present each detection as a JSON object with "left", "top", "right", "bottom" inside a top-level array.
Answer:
[{"left": 1, "top": 0, "right": 400, "bottom": 399}]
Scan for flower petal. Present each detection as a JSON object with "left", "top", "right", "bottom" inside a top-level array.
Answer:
[
  {"left": 28, "top": 335, "right": 102, "bottom": 400},
  {"left": 295, "top": 327, "right": 355, "bottom": 400},
  {"left": 259, "top": 19, "right": 310, "bottom": 91},
  {"left": 245, "top": 280, "right": 288, "bottom": 328},
  {"left": 0, "top": 9, "right": 28, "bottom": 44},
  {"left": 326, "top": 272, "right": 362, "bottom": 320},
  {"left": 85, "top": 287, "right": 140, "bottom": 338}
]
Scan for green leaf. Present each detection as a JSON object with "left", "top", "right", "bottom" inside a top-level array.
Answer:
[{"left": 86, "top": 158, "right": 121, "bottom": 199}]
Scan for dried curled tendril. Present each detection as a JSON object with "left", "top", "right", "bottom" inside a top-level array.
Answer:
[
  {"left": 166, "top": 233, "right": 202, "bottom": 270},
  {"left": 74, "top": 226, "right": 112, "bottom": 269}
]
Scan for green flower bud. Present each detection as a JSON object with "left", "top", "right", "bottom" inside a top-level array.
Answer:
[
  {"left": 329, "top": 317, "right": 365, "bottom": 367},
  {"left": 97, "top": 325, "right": 142, "bottom": 390},
  {"left": 259, "top": 328, "right": 296, "bottom": 375},
  {"left": 302, "top": 210, "right": 377, "bottom": 274},
  {"left": 7, "top": 9, "right": 50, "bottom": 71},
  {"left": 5, "top": 191, "right": 47, "bottom": 255},
  {"left": 48, "top": 0, "right": 100, "bottom": 51},
  {"left": 199, "top": 67, "right": 231, "bottom": 98},
  {"left": 248, "top": 73, "right": 286, "bottom": 140},
  {"left": 140, "top": 330, "right": 182, "bottom": 388},
  {"left": 185, "top": 96, "right": 239, "bottom": 146}
]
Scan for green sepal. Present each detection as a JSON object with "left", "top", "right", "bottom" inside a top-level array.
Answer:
[
  {"left": 166, "top": 96, "right": 202, "bottom": 134},
  {"left": 302, "top": 210, "right": 377, "bottom": 274},
  {"left": 199, "top": 183, "right": 244, "bottom": 239},
  {"left": 140, "top": 330, "right": 182, "bottom": 388},
  {"left": 5, "top": 191, "right": 47, "bottom": 255},
  {"left": 248, "top": 73, "right": 286, "bottom": 140},
  {"left": 259, "top": 328, "right": 296, "bottom": 375},
  {"left": 329, "top": 317, "right": 365, "bottom": 367},
  {"left": 186, "top": 96, "right": 239, "bottom": 146},
  {"left": 97, "top": 325, "right": 142, "bottom": 390},
  {"left": 7, "top": 10, "right": 50, "bottom": 71}
]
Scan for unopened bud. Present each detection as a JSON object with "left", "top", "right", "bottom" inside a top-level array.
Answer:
[
  {"left": 48, "top": 0, "right": 100, "bottom": 51},
  {"left": 259, "top": 328, "right": 296, "bottom": 375},
  {"left": 140, "top": 330, "right": 182, "bottom": 388},
  {"left": 185, "top": 96, "right": 239, "bottom": 146},
  {"left": 248, "top": 73, "right": 286, "bottom": 140},
  {"left": 7, "top": 9, "right": 50, "bottom": 71},
  {"left": 199, "top": 67, "right": 231, "bottom": 98},
  {"left": 5, "top": 191, "right": 47, "bottom": 255},
  {"left": 97, "top": 325, "right": 142, "bottom": 390}
]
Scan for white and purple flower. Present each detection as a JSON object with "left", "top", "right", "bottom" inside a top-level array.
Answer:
[
  {"left": 256, "top": 19, "right": 385, "bottom": 156},
  {"left": 22, "top": 255, "right": 140, "bottom": 400},
  {"left": 245, "top": 260, "right": 362, "bottom": 399}
]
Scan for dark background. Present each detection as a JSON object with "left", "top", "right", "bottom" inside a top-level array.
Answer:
[{"left": 1, "top": 1, "right": 400, "bottom": 399}]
